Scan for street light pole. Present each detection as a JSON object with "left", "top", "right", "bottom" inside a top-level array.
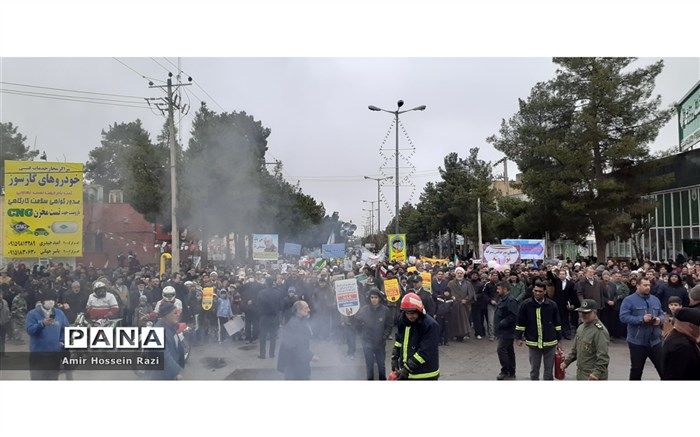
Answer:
[
  {"left": 363, "top": 175, "right": 392, "bottom": 234},
  {"left": 369, "top": 101, "right": 426, "bottom": 236},
  {"left": 477, "top": 197, "right": 483, "bottom": 260},
  {"left": 394, "top": 110, "right": 399, "bottom": 235},
  {"left": 362, "top": 200, "right": 376, "bottom": 234}
]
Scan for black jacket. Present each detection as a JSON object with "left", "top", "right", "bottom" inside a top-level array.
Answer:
[
  {"left": 393, "top": 313, "right": 440, "bottom": 379},
  {"left": 515, "top": 297, "right": 562, "bottom": 349},
  {"left": 660, "top": 329, "right": 700, "bottom": 380},
  {"left": 354, "top": 303, "right": 393, "bottom": 348},
  {"left": 657, "top": 283, "right": 689, "bottom": 313},
  {"left": 547, "top": 271, "right": 578, "bottom": 308},
  {"left": 494, "top": 293, "right": 519, "bottom": 340},
  {"left": 257, "top": 286, "right": 282, "bottom": 318},
  {"left": 435, "top": 297, "right": 454, "bottom": 319},
  {"left": 416, "top": 288, "right": 436, "bottom": 317}
]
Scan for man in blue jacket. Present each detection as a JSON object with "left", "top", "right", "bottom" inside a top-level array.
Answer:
[
  {"left": 619, "top": 277, "right": 664, "bottom": 380},
  {"left": 26, "top": 291, "right": 69, "bottom": 380}
]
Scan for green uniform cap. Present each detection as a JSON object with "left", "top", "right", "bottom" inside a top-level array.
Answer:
[{"left": 575, "top": 299, "right": 600, "bottom": 312}]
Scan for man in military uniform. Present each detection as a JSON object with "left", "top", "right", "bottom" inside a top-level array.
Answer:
[{"left": 560, "top": 299, "right": 610, "bottom": 380}]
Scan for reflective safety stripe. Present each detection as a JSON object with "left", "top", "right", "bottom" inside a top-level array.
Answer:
[
  {"left": 515, "top": 325, "right": 526, "bottom": 331},
  {"left": 394, "top": 341, "right": 402, "bottom": 348},
  {"left": 413, "top": 352, "right": 425, "bottom": 364},
  {"left": 536, "top": 307, "right": 543, "bottom": 349},
  {"left": 555, "top": 325, "right": 562, "bottom": 331},
  {"left": 402, "top": 326, "right": 410, "bottom": 364},
  {"left": 526, "top": 339, "right": 558, "bottom": 348},
  {"left": 408, "top": 369, "right": 440, "bottom": 379}
]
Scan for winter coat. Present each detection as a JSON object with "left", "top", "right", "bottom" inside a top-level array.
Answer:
[
  {"left": 26, "top": 307, "right": 69, "bottom": 352},
  {"left": 393, "top": 313, "right": 440, "bottom": 379},
  {"left": 660, "top": 329, "right": 700, "bottom": 380},
  {"left": 576, "top": 278, "right": 607, "bottom": 307},
  {"left": 657, "top": 283, "right": 690, "bottom": 313},
  {"left": 416, "top": 288, "right": 436, "bottom": 317},
  {"left": 277, "top": 315, "right": 314, "bottom": 380},
  {"left": 515, "top": 297, "right": 562, "bottom": 349},
  {"left": 494, "top": 293, "right": 519, "bottom": 340},
  {"left": 436, "top": 297, "right": 454, "bottom": 319},
  {"left": 354, "top": 303, "right": 392, "bottom": 348}
]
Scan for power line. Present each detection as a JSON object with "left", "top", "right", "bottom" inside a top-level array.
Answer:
[
  {"left": 1, "top": 89, "right": 151, "bottom": 109},
  {"left": 150, "top": 57, "right": 171, "bottom": 74},
  {"left": 0, "top": 81, "right": 144, "bottom": 99},
  {"left": 0, "top": 87, "right": 147, "bottom": 105},
  {"left": 161, "top": 57, "right": 224, "bottom": 112},
  {"left": 113, "top": 58, "right": 164, "bottom": 83}
]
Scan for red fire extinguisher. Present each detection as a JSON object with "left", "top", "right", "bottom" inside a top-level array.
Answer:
[{"left": 554, "top": 346, "right": 566, "bottom": 380}]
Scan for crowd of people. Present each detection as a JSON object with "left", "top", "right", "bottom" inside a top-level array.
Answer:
[{"left": 1, "top": 252, "right": 699, "bottom": 381}]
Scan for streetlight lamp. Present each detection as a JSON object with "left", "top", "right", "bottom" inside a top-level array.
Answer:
[
  {"left": 363, "top": 175, "right": 392, "bottom": 234},
  {"left": 368, "top": 100, "right": 426, "bottom": 235}
]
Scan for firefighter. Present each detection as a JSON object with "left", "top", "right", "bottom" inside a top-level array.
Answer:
[
  {"left": 515, "top": 280, "right": 562, "bottom": 380},
  {"left": 391, "top": 292, "right": 440, "bottom": 380}
]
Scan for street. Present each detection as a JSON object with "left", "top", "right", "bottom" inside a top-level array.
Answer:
[{"left": 0, "top": 333, "right": 658, "bottom": 381}]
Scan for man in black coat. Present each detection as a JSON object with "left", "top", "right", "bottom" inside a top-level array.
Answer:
[
  {"left": 660, "top": 307, "right": 700, "bottom": 380},
  {"left": 257, "top": 277, "right": 282, "bottom": 359},
  {"left": 494, "top": 281, "right": 519, "bottom": 380},
  {"left": 277, "top": 300, "right": 314, "bottom": 380},
  {"left": 547, "top": 267, "right": 578, "bottom": 339},
  {"left": 409, "top": 276, "right": 435, "bottom": 318},
  {"left": 58, "top": 280, "right": 88, "bottom": 324},
  {"left": 354, "top": 288, "right": 393, "bottom": 380}
]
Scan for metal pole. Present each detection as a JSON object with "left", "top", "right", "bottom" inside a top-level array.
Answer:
[
  {"left": 395, "top": 111, "right": 400, "bottom": 234},
  {"left": 377, "top": 179, "right": 381, "bottom": 234},
  {"left": 167, "top": 78, "right": 180, "bottom": 272},
  {"left": 477, "top": 197, "right": 482, "bottom": 259}
]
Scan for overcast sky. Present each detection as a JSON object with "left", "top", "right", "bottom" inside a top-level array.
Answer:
[{"left": 1, "top": 57, "right": 698, "bottom": 236}]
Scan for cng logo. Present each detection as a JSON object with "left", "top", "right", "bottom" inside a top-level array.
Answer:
[
  {"left": 7, "top": 208, "right": 33, "bottom": 217},
  {"left": 64, "top": 327, "right": 165, "bottom": 349}
]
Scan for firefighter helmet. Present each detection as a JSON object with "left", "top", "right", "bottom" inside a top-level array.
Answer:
[{"left": 400, "top": 292, "right": 424, "bottom": 313}]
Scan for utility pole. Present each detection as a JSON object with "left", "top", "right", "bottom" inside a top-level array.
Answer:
[
  {"left": 477, "top": 197, "right": 483, "bottom": 260},
  {"left": 363, "top": 175, "right": 393, "bottom": 234},
  {"left": 148, "top": 72, "right": 192, "bottom": 273},
  {"left": 363, "top": 200, "right": 377, "bottom": 234}
]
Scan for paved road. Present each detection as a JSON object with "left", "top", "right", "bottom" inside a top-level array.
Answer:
[{"left": 1, "top": 331, "right": 658, "bottom": 380}]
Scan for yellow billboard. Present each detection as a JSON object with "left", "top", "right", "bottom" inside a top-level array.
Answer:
[{"left": 3, "top": 161, "right": 84, "bottom": 258}]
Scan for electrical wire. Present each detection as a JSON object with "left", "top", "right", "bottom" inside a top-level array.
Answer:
[
  {"left": 113, "top": 58, "right": 164, "bottom": 83},
  {"left": 0, "top": 87, "right": 148, "bottom": 105},
  {"left": 161, "top": 57, "right": 224, "bottom": 112},
  {"left": 150, "top": 57, "right": 171, "bottom": 74},
  {"left": 1, "top": 89, "right": 151, "bottom": 109},
  {"left": 0, "top": 81, "right": 145, "bottom": 100}
]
